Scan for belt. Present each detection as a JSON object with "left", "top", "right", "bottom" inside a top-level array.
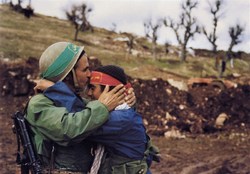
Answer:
[{"left": 42, "top": 168, "right": 83, "bottom": 174}]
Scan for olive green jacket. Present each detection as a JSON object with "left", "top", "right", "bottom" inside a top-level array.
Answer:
[
  {"left": 25, "top": 94, "right": 109, "bottom": 173},
  {"left": 98, "top": 136, "right": 160, "bottom": 174}
]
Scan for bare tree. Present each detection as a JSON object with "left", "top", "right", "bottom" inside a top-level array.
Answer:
[
  {"left": 9, "top": 0, "right": 31, "bottom": 6},
  {"left": 9, "top": 0, "right": 33, "bottom": 18},
  {"left": 17, "top": 0, "right": 22, "bottom": 6},
  {"left": 227, "top": 24, "right": 244, "bottom": 68},
  {"left": 10, "top": 0, "right": 22, "bottom": 12},
  {"left": 144, "top": 18, "right": 162, "bottom": 59},
  {"left": 164, "top": 41, "right": 171, "bottom": 55},
  {"left": 228, "top": 24, "right": 244, "bottom": 54},
  {"left": 203, "top": 0, "right": 223, "bottom": 54},
  {"left": 66, "top": 3, "right": 92, "bottom": 41},
  {"left": 123, "top": 33, "right": 135, "bottom": 54},
  {"left": 110, "top": 23, "right": 117, "bottom": 32},
  {"left": 163, "top": 0, "right": 200, "bottom": 62}
]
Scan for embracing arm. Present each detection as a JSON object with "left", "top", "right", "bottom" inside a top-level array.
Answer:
[
  {"left": 26, "top": 94, "right": 109, "bottom": 146},
  {"left": 34, "top": 79, "right": 127, "bottom": 112},
  {"left": 34, "top": 79, "right": 136, "bottom": 109},
  {"left": 43, "top": 81, "right": 84, "bottom": 112}
]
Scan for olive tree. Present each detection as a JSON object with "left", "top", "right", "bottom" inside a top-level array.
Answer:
[
  {"left": 203, "top": 0, "right": 224, "bottom": 54},
  {"left": 227, "top": 24, "right": 244, "bottom": 68},
  {"left": 144, "top": 18, "right": 162, "bottom": 59},
  {"left": 66, "top": 3, "right": 92, "bottom": 41},
  {"left": 163, "top": 0, "right": 200, "bottom": 62}
]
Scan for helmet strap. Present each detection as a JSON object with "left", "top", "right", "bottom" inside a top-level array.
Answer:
[{"left": 72, "top": 69, "right": 82, "bottom": 94}]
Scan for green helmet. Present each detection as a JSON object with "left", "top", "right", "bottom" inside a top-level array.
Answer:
[{"left": 39, "top": 42, "right": 84, "bottom": 82}]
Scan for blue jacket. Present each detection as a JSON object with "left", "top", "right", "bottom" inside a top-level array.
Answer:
[{"left": 89, "top": 108, "right": 147, "bottom": 160}]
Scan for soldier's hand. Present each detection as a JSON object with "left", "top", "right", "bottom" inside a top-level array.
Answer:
[
  {"left": 98, "top": 84, "right": 125, "bottom": 111},
  {"left": 33, "top": 79, "right": 55, "bottom": 92},
  {"left": 125, "top": 88, "right": 136, "bottom": 107}
]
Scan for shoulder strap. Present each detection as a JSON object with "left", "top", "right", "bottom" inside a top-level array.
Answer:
[{"left": 23, "top": 98, "right": 31, "bottom": 115}]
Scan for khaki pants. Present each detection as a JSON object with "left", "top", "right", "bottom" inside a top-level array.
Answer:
[{"left": 42, "top": 169, "right": 83, "bottom": 174}]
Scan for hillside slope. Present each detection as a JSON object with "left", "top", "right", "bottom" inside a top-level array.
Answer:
[{"left": 0, "top": 4, "right": 249, "bottom": 83}]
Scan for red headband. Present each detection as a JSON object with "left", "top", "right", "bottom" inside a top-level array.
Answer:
[{"left": 90, "top": 71, "right": 131, "bottom": 89}]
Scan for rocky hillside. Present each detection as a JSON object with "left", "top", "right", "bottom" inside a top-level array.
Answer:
[
  {"left": 1, "top": 4, "right": 250, "bottom": 83},
  {"left": 1, "top": 58, "right": 249, "bottom": 137}
]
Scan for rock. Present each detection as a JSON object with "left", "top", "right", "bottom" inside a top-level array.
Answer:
[
  {"left": 164, "top": 129, "right": 186, "bottom": 139},
  {"left": 215, "top": 113, "right": 228, "bottom": 129},
  {"left": 167, "top": 79, "right": 188, "bottom": 91}
]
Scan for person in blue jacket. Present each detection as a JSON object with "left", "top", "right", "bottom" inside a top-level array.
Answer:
[{"left": 35, "top": 65, "right": 160, "bottom": 174}]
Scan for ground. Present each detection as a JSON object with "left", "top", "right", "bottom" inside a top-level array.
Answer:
[
  {"left": 0, "top": 58, "right": 250, "bottom": 174},
  {"left": 150, "top": 130, "right": 250, "bottom": 174}
]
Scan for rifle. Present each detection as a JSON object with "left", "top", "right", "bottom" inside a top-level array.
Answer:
[{"left": 12, "top": 111, "right": 43, "bottom": 174}]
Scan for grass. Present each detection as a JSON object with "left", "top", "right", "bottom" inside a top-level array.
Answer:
[{"left": 0, "top": 4, "right": 249, "bottom": 81}]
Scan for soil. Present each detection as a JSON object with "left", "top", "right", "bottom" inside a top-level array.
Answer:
[{"left": 0, "top": 58, "right": 250, "bottom": 174}]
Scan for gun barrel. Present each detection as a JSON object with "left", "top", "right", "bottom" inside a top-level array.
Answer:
[{"left": 14, "top": 111, "right": 43, "bottom": 174}]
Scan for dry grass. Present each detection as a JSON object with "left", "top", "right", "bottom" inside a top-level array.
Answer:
[{"left": 0, "top": 4, "right": 249, "bottom": 82}]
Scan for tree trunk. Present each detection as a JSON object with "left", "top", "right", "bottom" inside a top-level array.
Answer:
[
  {"left": 74, "top": 29, "right": 79, "bottom": 41},
  {"left": 212, "top": 44, "right": 217, "bottom": 54},
  {"left": 219, "top": 60, "right": 226, "bottom": 78},
  {"left": 153, "top": 42, "right": 157, "bottom": 60},
  {"left": 180, "top": 44, "right": 186, "bottom": 62},
  {"left": 214, "top": 52, "right": 219, "bottom": 69}
]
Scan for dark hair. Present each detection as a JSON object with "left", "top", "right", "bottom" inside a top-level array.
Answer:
[
  {"left": 100, "top": 85, "right": 115, "bottom": 92},
  {"left": 94, "top": 65, "right": 127, "bottom": 85}
]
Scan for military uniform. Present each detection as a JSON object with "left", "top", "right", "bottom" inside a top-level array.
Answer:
[{"left": 26, "top": 93, "right": 109, "bottom": 173}]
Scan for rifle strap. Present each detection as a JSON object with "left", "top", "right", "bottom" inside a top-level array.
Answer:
[{"left": 22, "top": 98, "right": 31, "bottom": 115}]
